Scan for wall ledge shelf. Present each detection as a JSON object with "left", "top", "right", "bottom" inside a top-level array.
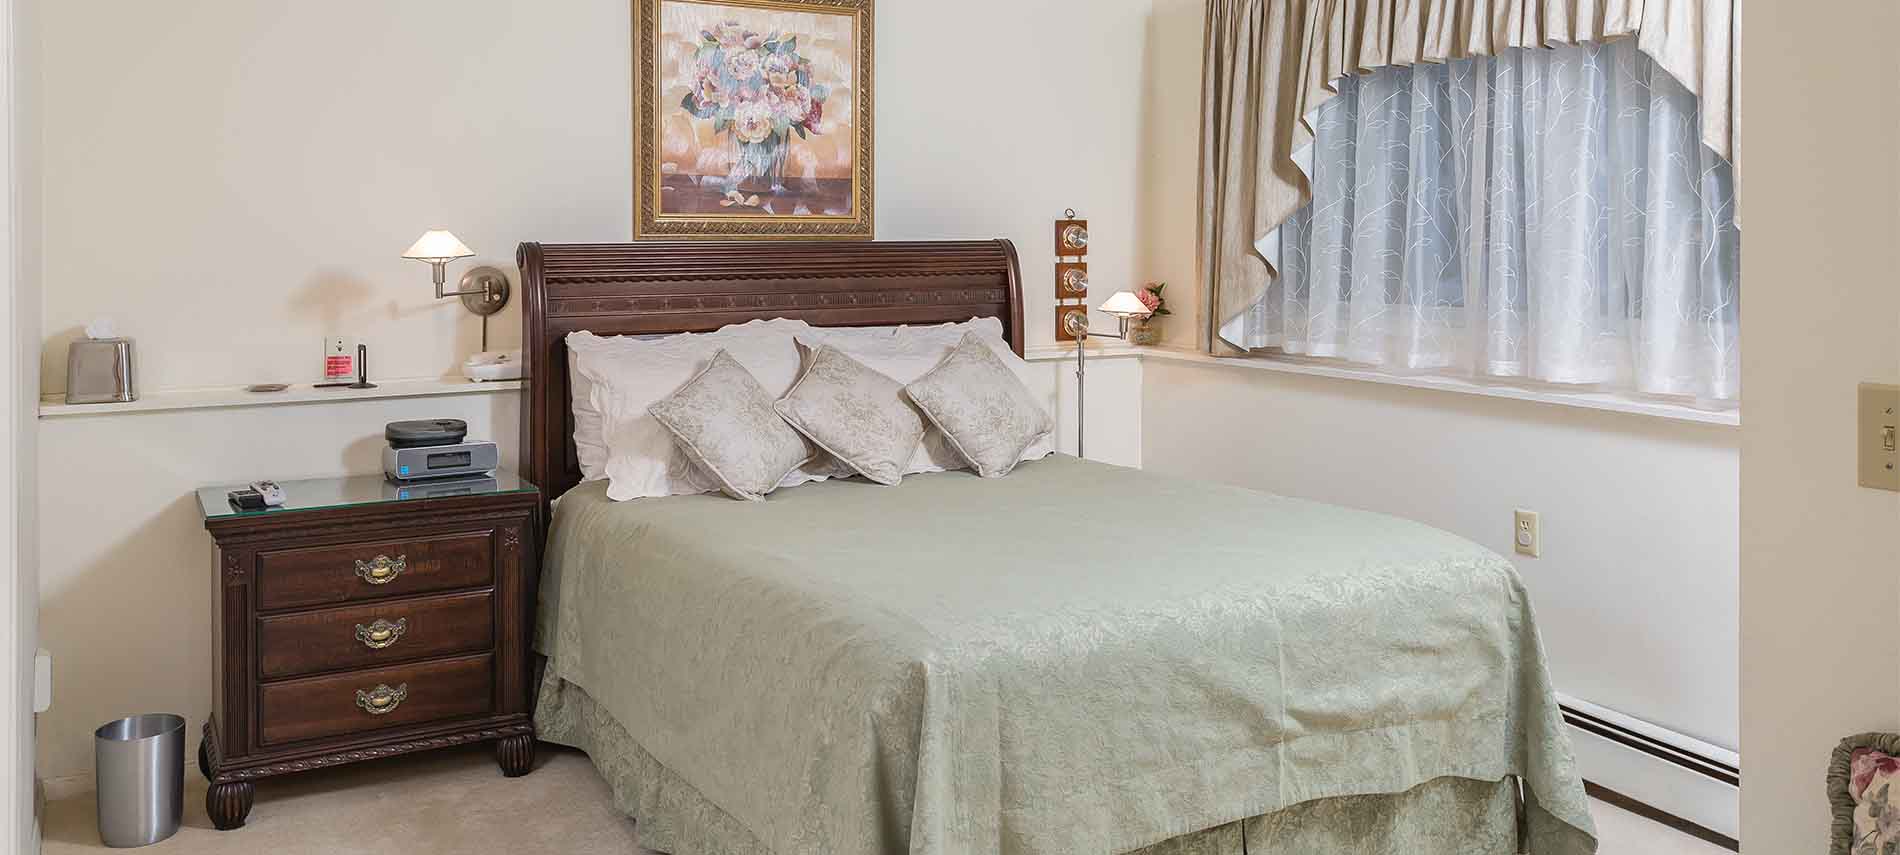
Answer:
[
  {"left": 39, "top": 377, "right": 522, "bottom": 419},
  {"left": 1030, "top": 343, "right": 1739, "bottom": 427}
]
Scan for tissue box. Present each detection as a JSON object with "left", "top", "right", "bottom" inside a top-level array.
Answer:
[{"left": 66, "top": 338, "right": 136, "bottom": 404}]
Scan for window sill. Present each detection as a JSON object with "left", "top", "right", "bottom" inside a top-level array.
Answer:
[
  {"left": 38, "top": 377, "right": 522, "bottom": 419},
  {"left": 1027, "top": 343, "right": 1739, "bottom": 427}
]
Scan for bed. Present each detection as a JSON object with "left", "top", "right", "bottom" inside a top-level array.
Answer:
[{"left": 516, "top": 240, "right": 1597, "bottom": 855}]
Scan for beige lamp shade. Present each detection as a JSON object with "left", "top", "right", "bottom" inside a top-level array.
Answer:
[
  {"left": 402, "top": 230, "right": 474, "bottom": 262},
  {"left": 1098, "top": 291, "right": 1150, "bottom": 318}
]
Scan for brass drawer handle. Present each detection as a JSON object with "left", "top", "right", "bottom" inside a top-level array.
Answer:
[
  {"left": 354, "top": 554, "right": 407, "bottom": 585},
  {"left": 355, "top": 683, "right": 408, "bottom": 716},
  {"left": 354, "top": 618, "right": 408, "bottom": 650}
]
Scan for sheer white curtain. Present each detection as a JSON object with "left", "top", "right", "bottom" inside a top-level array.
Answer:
[{"left": 1227, "top": 39, "right": 1740, "bottom": 405}]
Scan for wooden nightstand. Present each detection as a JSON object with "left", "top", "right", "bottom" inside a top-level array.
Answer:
[{"left": 195, "top": 472, "right": 540, "bottom": 830}]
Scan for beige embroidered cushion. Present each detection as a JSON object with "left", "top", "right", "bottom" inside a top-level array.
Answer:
[
  {"left": 648, "top": 350, "right": 814, "bottom": 501},
  {"left": 797, "top": 317, "right": 1053, "bottom": 474},
  {"left": 774, "top": 344, "right": 926, "bottom": 486},
  {"left": 904, "top": 332, "right": 1055, "bottom": 478}
]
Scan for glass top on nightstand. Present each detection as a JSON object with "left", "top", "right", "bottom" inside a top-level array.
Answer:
[{"left": 197, "top": 471, "right": 536, "bottom": 521}]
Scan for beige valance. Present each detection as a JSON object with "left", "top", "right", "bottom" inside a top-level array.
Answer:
[{"left": 1197, "top": 0, "right": 1738, "bottom": 353}]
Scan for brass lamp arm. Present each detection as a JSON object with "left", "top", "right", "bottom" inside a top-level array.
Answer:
[{"left": 1064, "top": 313, "right": 1134, "bottom": 459}]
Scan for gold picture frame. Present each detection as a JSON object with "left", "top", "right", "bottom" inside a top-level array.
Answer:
[{"left": 634, "top": 0, "right": 875, "bottom": 240}]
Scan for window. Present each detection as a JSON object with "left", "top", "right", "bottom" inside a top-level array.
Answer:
[{"left": 1225, "top": 39, "right": 1740, "bottom": 407}]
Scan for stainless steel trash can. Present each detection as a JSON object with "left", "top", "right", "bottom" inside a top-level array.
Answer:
[{"left": 94, "top": 714, "right": 184, "bottom": 847}]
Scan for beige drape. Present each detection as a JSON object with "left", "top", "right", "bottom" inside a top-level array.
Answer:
[{"left": 1197, "top": 0, "right": 1738, "bottom": 353}]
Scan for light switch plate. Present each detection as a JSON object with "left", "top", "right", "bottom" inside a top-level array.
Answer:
[
  {"left": 1860, "top": 383, "right": 1899, "bottom": 491},
  {"left": 1514, "top": 509, "right": 1541, "bottom": 558}
]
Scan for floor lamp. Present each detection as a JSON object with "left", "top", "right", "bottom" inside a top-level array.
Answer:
[{"left": 1062, "top": 291, "right": 1151, "bottom": 459}]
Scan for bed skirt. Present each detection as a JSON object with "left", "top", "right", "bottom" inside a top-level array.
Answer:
[{"left": 535, "top": 674, "right": 1525, "bottom": 855}]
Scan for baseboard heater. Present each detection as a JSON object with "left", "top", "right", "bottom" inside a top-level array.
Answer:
[{"left": 1558, "top": 694, "right": 1739, "bottom": 850}]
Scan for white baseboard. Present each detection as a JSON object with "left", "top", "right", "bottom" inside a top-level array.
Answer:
[{"left": 1561, "top": 700, "right": 1738, "bottom": 842}]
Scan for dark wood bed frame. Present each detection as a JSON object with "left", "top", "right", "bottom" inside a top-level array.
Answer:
[{"left": 516, "top": 239, "right": 1025, "bottom": 507}]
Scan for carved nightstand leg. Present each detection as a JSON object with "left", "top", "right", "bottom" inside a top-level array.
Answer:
[
  {"left": 207, "top": 781, "right": 254, "bottom": 830},
  {"left": 496, "top": 734, "right": 536, "bottom": 777},
  {"left": 196, "top": 741, "right": 210, "bottom": 780}
]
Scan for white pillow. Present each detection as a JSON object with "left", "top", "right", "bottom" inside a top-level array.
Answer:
[
  {"left": 572, "top": 319, "right": 816, "bottom": 502},
  {"left": 567, "top": 333, "right": 672, "bottom": 482},
  {"left": 796, "top": 317, "right": 1053, "bottom": 474}
]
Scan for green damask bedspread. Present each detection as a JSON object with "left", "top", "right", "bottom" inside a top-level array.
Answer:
[{"left": 534, "top": 456, "right": 1597, "bottom": 854}]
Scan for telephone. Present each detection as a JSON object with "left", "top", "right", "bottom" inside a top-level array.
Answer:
[{"left": 462, "top": 350, "right": 523, "bottom": 382}]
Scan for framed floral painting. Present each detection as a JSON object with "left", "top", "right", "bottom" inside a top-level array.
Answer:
[{"left": 634, "top": 0, "right": 874, "bottom": 239}]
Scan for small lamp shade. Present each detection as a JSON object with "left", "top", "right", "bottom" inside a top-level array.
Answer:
[
  {"left": 1098, "top": 291, "right": 1150, "bottom": 318},
  {"left": 402, "top": 230, "right": 474, "bottom": 262}
]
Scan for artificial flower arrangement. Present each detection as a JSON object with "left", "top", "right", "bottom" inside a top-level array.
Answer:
[
  {"left": 1129, "top": 283, "right": 1170, "bottom": 344},
  {"left": 1136, "top": 283, "right": 1171, "bottom": 319},
  {"left": 681, "top": 19, "right": 830, "bottom": 206}
]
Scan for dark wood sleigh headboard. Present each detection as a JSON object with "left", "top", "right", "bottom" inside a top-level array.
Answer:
[{"left": 517, "top": 239, "right": 1025, "bottom": 505}]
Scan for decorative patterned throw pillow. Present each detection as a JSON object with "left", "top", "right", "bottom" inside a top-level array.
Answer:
[
  {"left": 1853, "top": 749, "right": 1900, "bottom": 855},
  {"left": 774, "top": 343, "right": 926, "bottom": 486},
  {"left": 904, "top": 332, "right": 1055, "bottom": 478},
  {"left": 648, "top": 350, "right": 814, "bottom": 501}
]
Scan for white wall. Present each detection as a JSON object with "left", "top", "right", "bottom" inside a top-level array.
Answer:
[
  {"left": 1133, "top": 0, "right": 1203, "bottom": 348},
  {"left": 1738, "top": 1, "right": 1900, "bottom": 849},
  {"left": 1142, "top": 363, "right": 1741, "bottom": 748},
  {"left": 37, "top": 0, "right": 1151, "bottom": 392},
  {"left": 31, "top": 0, "right": 1151, "bottom": 783}
]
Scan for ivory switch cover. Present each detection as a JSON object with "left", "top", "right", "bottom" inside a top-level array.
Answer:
[{"left": 1861, "top": 383, "right": 1899, "bottom": 491}]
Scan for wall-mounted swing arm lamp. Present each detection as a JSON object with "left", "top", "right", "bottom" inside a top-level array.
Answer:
[
  {"left": 1063, "top": 290, "right": 1151, "bottom": 459},
  {"left": 402, "top": 230, "right": 512, "bottom": 351}
]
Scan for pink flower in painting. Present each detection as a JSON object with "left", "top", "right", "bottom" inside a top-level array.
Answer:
[
  {"left": 724, "top": 49, "right": 763, "bottom": 82},
  {"left": 770, "top": 85, "right": 813, "bottom": 125},
  {"left": 764, "top": 54, "right": 799, "bottom": 89},
  {"left": 744, "top": 33, "right": 766, "bottom": 50},
  {"left": 1852, "top": 749, "right": 1900, "bottom": 800},
  {"left": 693, "top": 63, "right": 729, "bottom": 108},
  {"left": 804, "top": 96, "right": 824, "bottom": 131},
  {"left": 731, "top": 100, "right": 776, "bottom": 144},
  {"left": 1137, "top": 290, "right": 1161, "bottom": 313}
]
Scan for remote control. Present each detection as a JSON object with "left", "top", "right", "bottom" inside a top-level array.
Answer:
[{"left": 249, "top": 480, "right": 287, "bottom": 507}]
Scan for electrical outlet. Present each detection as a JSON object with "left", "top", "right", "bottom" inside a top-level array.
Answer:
[{"left": 1514, "top": 510, "right": 1541, "bottom": 558}]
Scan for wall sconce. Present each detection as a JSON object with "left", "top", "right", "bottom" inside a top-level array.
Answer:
[{"left": 403, "top": 229, "right": 512, "bottom": 350}]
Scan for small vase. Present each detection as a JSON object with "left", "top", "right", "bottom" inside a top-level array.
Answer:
[{"left": 1128, "top": 318, "right": 1161, "bottom": 346}]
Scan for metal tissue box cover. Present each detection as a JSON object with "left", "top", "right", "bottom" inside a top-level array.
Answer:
[{"left": 66, "top": 338, "right": 136, "bottom": 404}]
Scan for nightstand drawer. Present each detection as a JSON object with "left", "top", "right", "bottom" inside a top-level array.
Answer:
[
  {"left": 256, "top": 592, "right": 495, "bottom": 680},
  {"left": 257, "top": 654, "right": 494, "bottom": 746},
  {"left": 255, "top": 531, "right": 494, "bottom": 611}
]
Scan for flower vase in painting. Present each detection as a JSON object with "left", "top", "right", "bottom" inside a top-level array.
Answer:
[{"left": 682, "top": 22, "right": 826, "bottom": 202}]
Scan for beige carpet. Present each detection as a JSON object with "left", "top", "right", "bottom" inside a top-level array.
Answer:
[
  {"left": 41, "top": 743, "right": 1726, "bottom": 854},
  {"left": 41, "top": 744, "right": 652, "bottom": 855}
]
